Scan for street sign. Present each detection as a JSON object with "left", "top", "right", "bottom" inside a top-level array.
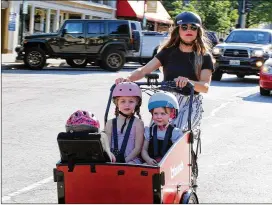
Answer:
[
  {"left": 146, "top": 1, "right": 157, "bottom": 13},
  {"left": 8, "top": 12, "right": 16, "bottom": 31}
]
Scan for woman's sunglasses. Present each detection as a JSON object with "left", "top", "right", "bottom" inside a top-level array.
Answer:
[{"left": 180, "top": 24, "right": 198, "bottom": 31}]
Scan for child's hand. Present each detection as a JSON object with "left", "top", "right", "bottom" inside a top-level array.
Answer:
[{"left": 147, "top": 158, "right": 158, "bottom": 166}]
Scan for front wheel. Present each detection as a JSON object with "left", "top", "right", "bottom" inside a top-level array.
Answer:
[
  {"left": 101, "top": 49, "right": 125, "bottom": 72},
  {"left": 66, "top": 59, "right": 88, "bottom": 68},
  {"left": 24, "top": 47, "right": 46, "bottom": 70},
  {"left": 181, "top": 192, "right": 199, "bottom": 204},
  {"left": 188, "top": 193, "right": 198, "bottom": 204}
]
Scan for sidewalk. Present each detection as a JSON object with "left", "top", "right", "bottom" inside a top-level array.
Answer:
[
  {"left": 1, "top": 53, "right": 66, "bottom": 65},
  {"left": 1, "top": 53, "right": 142, "bottom": 70}
]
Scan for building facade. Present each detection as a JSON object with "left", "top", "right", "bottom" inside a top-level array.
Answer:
[
  {"left": 116, "top": 0, "right": 173, "bottom": 32},
  {"left": 1, "top": 0, "right": 117, "bottom": 55}
]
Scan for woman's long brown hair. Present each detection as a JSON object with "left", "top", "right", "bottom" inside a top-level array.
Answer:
[{"left": 158, "top": 25, "right": 212, "bottom": 80}]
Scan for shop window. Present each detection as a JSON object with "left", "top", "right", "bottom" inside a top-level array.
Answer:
[
  {"left": 88, "top": 22, "right": 104, "bottom": 34},
  {"left": 64, "top": 22, "right": 83, "bottom": 33},
  {"left": 108, "top": 22, "right": 129, "bottom": 35}
]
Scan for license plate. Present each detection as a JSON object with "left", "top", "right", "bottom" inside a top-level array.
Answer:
[{"left": 229, "top": 60, "right": 240, "bottom": 66}]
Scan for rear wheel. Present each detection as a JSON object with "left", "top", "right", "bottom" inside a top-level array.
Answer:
[
  {"left": 212, "top": 70, "right": 223, "bottom": 81},
  {"left": 260, "top": 87, "right": 270, "bottom": 96},
  {"left": 66, "top": 59, "right": 88, "bottom": 68},
  {"left": 101, "top": 49, "right": 125, "bottom": 71}
]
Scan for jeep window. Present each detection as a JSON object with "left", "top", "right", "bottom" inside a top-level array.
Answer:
[
  {"left": 225, "top": 31, "right": 271, "bottom": 44},
  {"left": 88, "top": 22, "right": 104, "bottom": 34},
  {"left": 64, "top": 22, "right": 83, "bottom": 34},
  {"left": 108, "top": 22, "right": 129, "bottom": 35}
]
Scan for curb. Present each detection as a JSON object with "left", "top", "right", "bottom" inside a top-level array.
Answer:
[{"left": 1, "top": 62, "right": 141, "bottom": 71}]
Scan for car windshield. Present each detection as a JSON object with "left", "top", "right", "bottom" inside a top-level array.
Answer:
[{"left": 225, "top": 31, "right": 271, "bottom": 44}]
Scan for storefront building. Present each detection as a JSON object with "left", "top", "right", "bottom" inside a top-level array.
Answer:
[
  {"left": 116, "top": 0, "right": 173, "bottom": 32},
  {"left": 1, "top": 0, "right": 117, "bottom": 55}
]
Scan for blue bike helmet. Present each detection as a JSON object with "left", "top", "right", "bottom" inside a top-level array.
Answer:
[{"left": 148, "top": 91, "right": 179, "bottom": 118}]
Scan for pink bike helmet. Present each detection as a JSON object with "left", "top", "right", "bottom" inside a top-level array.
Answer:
[
  {"left": 66, "top": 110, "right": 100, "bottom": 133},
  {"left": 112, "top": 82, "right": 142, "bottom": 104}
]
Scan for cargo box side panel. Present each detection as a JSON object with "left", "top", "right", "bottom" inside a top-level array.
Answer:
[
  {"left": 159, "top": 132, "right": 191, "bottom": 203},
  {"left": 57, "top": 164, "right": 159, "bottom": 204}
]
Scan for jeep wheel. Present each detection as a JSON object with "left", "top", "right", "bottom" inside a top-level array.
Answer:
[
  {"left": 66, "top": 59, "right": 88, "bottom": 68},
  {"left": 24, "top": 47, "right": 46, "bottom": 70},
  {"left": 101, "top": 49, "right": 125, "bottom": 72},
  {"left": 260, "top": 87, "right": 270, "bottom": 96},
  {"left": 212, "top": 70, "right": 223, "bottom": 81},
  {"left": 237, "top": 74, "right": 245, "bottom": 79}
]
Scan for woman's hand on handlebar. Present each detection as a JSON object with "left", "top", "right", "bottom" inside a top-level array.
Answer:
[
  {"left": 174, "top": 76, "right": 190, "bottom": 88},
  {"left": 115, "top": 77, "right": 131, "bottom": 84}
]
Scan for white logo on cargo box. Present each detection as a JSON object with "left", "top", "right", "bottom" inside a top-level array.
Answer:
[{"left": 170, "top": 161, "right": 184, "bottom": 179}]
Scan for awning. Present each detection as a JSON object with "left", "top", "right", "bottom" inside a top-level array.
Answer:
[{"left": 116, "top": 0, "right": 173, "bottom": 25}]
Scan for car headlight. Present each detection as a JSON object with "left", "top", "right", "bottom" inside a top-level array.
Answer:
[
  {"left": 212, "top": 47, "right": 223, "bottom": 55},
  {"left": 262, "top": 65, "right": 272, "bottom": 74},
  {"left": 251, "top": 50, "right": 264, "bottom": 57}
]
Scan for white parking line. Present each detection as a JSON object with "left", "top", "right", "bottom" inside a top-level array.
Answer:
[{"left": 2, "top": 177, "right": 53, "bottom": 202}]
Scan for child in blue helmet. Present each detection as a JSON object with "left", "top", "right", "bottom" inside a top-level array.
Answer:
[{"left": 141, "top": 91, "right": 183, "bottom": 166}]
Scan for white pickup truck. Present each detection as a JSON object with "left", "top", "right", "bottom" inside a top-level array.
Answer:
[{"left": 126, "top": 21, "right": 168, "bottom": 65}]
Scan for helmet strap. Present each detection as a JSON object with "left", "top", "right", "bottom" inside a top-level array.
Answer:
[
  {"left": 119, "top": 111, "right": 133, "bottom": 134},
  {"left": 180, "top": 38, "right": 195, "bottom": 46}
]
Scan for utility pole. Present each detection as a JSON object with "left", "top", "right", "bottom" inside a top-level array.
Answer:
[
  {"left": 238, "top": 0, "right": 246, "bottom": 28},
  {"left": 142, "top": 0, "right": 147, "bottom": 30},
  {"left": 21, "top": 0, "right": 28, "bottom": 43}
]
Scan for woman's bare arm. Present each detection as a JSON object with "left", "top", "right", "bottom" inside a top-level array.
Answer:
[{"left": 191, "top": 69, "right": 213, "bottom": 93}]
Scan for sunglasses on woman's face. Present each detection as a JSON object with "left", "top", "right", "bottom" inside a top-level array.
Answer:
[{"left": 180, "top": 24, "right": 198, "bottom": 31}]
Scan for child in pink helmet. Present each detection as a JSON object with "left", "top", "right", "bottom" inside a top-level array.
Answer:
[
  {"left": 104, "top": 82, "right": 144, "bottom": 164},
  {"left": 66, "top": 110, "right": 116, "bottom": 162}
]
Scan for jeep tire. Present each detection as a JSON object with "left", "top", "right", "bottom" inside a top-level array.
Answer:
[
  {"left": 24, "top": 47, "right": 46, "bottom": 70},
  {"left": 66, "top": 59, "right": 88, "bottom": 68},
  {"left": 101, "top": 49, "right": 125, "bottom": 72},
  {"left": 212, "top": 69, "right": 223, "bottom": 81}
]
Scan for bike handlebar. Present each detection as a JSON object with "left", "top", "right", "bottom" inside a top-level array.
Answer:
[{"left": 110, "top": 80, "right": 194, "bottom": 91}]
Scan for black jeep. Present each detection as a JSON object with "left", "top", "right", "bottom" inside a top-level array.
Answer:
[
  {"left": 15, "top": 19, "right": 140, "bottom": 71},
  {"left": 212, "top": 29, "right": 272, "bottom": 81}
]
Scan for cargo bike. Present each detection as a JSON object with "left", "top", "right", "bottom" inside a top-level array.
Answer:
[{"left": 53, "top": 73, "right": 201, "bottom": 204}]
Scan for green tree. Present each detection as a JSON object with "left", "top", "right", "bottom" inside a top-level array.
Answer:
[
  {"left": 168, "top": 0, "right": 239, "bottom": 32},
  {"left": 245, "top": 0, "right": 272, "bottom": 28},
  {"left": 161, "top": 0, "right": 176, "bottom": 18}
]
